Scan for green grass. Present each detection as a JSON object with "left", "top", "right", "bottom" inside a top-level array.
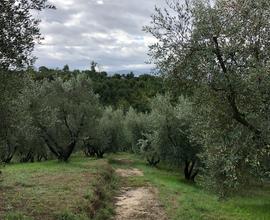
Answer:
[
  {"left": 0, "top": 156, "right": 116, "bottom": 220},
  {"left": 109, "top": 153, "right": 270, "bottom": 220},
  {"left": 1, "top": 153, "right": 269, "bottom": 220}
]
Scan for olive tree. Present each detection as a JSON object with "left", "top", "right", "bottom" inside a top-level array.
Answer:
[
  {"left": 0, "top": 1, "right": 54, "bottom": 184},
  {"left": 0, "top": 0, "right": 54, "bottom": 163},
  {"left": 0, "top": 0, "right": 54, "bottom": 69},
  {"left": 145, "top": 0, "right": 270, "bottom": 194},
  {"left": 20, "top": 74, "right": 101, "bottom": 161},
  {"left": 0, "top": 72, "right": 24, "bottom": 163},
  {"left": 0, "top": 72, "right": 42, "bottom": 163},
  {"left": 124, "top": 107, "right": 151, "bottom": 153},
  {"left": 139, "top": 94, "right": 200, "bottom": 181},
  {"left": 83, "top": 107, "right": 126, "bottom": 158}
]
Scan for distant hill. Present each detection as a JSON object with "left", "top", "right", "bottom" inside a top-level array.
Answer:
[{"left": 108, "top": 68, "right": 158, "bottom": 76}]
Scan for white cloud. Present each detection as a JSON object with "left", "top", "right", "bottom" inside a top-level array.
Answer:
[
  {"left": 35, "top": 0, "right": 167, "bottom": 71},
  {"left": 96, "top": 0, "right": 104, "bottom": 5},
  {"left": 63, "top": 13, "right": 84, "bottom": 27}
]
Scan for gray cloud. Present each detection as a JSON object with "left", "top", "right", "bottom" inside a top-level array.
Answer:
[{"left": 34, "top": 0, "right": 166, "bottom": 71}]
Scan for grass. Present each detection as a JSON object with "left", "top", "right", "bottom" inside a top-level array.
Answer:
[
  {"left": 0, "top": 156, "right": 117, "bottom": 220},
  {"left": 109, "top": 153, "right": 270, "bottom": 220},
  {"left": 1, "top": 153, "right": 269, "bottom": 220},
  {"left": 86, "top": 163, "right": 118, "bottom": 220}
]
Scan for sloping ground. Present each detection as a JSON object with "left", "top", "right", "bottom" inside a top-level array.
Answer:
[
  {"left": 115, "top": 168, "right": 143, "bottom": 177},
  {"left": 114, "top": 167, "right": 167, "bottom": 220},
  {"left": 110, "top": 153, "right": 270, "bottom": 220},
  {"left": 115, "top": 187, "right": 167, "bottom": 220},
  {"left": 0, "top": 157, "right": 107, "bottom": 220},
  {"left": 1, "top": 154, "right": 269, "bottom": 220}
]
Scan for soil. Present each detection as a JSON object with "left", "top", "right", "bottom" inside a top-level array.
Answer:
[
  {"left": 115, "top": 168, "right": 144, "bottom": 177},
  {"left": 114, "top": 168, "right": 167, "bottom": 220}
]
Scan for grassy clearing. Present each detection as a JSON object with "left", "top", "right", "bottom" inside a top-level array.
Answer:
[
  {"left": 109, "top": 153, "right": 270, "bottom": 220},
  {"left": 0, "top": 156, "right": 117, "bottom": 220},
  {"left": 1, "top": 153, "right": 269, "bottom": 220}
]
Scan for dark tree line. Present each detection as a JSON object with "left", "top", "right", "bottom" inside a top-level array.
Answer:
[{"left": 31, "top": 66, "right": 166, "bottom": 112}]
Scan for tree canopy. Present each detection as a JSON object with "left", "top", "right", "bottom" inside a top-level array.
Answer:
[
  {"left": 144, "top": 0, "right": 270, "bottom": 196},
  {"left": 0, "top": 0, "right": 55, "bottom": 69}
]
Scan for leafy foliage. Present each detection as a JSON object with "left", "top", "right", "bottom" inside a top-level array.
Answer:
[
  {"left": 34, "top": 67, "right": 165, "bottom": 112},
  {"left": 0, "top": 0, "right": 54, "bottom": 163},
  {"left": 83, "top": 107, "right": 126, "bottom": 158},
  {"left": 0, "top": 0, "right": 54, "bottom": 69},
  {"left": 0, "top": 71, "right": 25, "bottom": 163},
  {"left": 144, "top": 0, "right": 270, "bottom": 195},
  {"left": 1, "top": 0, "right": 269, "bottom": 202},
  {"left": 138, "top": 94, "right": 200, "bottom": 180},
  {"left": 19, "top": 74, "right": 101, "bottom": 161},
  {"left": 124, "top": 107, "right": 151, "bottom": 153}
]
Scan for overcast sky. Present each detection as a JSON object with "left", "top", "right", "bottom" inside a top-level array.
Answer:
[{"left": 34, "top": 0, "right": 166, "bottom": 72}]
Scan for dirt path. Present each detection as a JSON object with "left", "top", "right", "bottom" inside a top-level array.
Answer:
[
  {"left": 114, "top": 168, "right": 167, "bottom": 220},
  {"left": 115, "top": 168, "right": 144, "bottom": 177}
]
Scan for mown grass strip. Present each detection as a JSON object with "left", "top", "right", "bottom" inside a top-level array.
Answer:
[{"left": 0, "top": 157, "right": 119, "bottom": 220}]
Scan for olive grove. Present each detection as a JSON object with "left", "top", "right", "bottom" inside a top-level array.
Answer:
[
  {"left": 144, "top": 0, "right": 270, "bottom": 196},
  {"left": 1, "top": 0, "right": 269, "bottom": 199}
]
